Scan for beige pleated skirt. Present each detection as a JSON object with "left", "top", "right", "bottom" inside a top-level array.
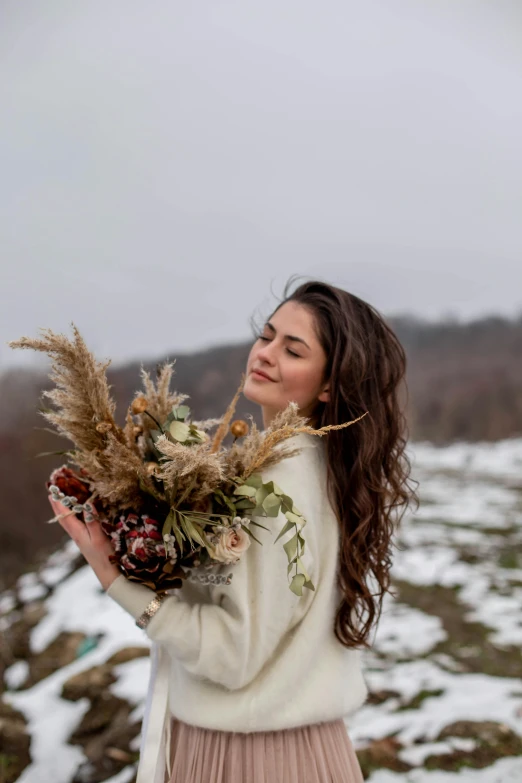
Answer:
[{"left": 165, "top": 717, "right": 364, "bottom": 783}]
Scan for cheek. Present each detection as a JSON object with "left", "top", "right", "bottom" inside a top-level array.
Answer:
[
  {"left": 280, "top": 363, "right": 322, "bottom": 403},
  {"left": 245, "top": 345, "right": 258, "bottom": 372}
]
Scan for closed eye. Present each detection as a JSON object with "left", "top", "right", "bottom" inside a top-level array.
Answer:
[{"left": 256, "top": 334, "right": 301, "bottom": 358}]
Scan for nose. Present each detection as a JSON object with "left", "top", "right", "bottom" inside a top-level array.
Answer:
[{"left": 256, "top": 340, "right": 277, "bottom": 365}]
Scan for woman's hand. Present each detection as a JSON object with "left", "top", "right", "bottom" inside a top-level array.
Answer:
[{"left": 48, "top": 497, "right": 120, "bottom": 591}]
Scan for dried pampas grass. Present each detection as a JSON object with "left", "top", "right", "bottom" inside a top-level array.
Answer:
[
  {"left": 10, "top": 325, "right": 367, "bottom": 521},
  {"left": 237, "top": 403, "right": 369, "bottom": 479},
  {"left": 9, "top": 326, "right": 124, "bottom": 452}
]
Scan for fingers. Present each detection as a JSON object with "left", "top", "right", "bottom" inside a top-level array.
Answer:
[
  {"left": 82, "top": 501, "right": 104, "bottom": 544},
  {"left": 48, "top": 497, "right": 86, "bottom": 545},
  {"left": 86, "top": 517, "right": 111, "bottom": 549},
  {"left": 83, "top": 500, "right": 97, "bottom": 524}
]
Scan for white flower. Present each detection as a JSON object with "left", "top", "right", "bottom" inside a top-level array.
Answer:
[
  {"left": 163, "top": 533, "right": 178, "bottom": 562},
  {"left": 209, "top": 527, "right": 251, "bottom": 565}
]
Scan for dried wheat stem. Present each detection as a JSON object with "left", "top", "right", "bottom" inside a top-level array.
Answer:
[
  {"left": 210, "top": 376, "right": 245, "bottom": 454},
  {"left": 244, "top": 411, "right": 369, "bottom": 477}
]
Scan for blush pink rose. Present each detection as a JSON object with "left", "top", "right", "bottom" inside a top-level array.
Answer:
[{"left": 211, "top": 527, "right": 251, "bottom": 564}]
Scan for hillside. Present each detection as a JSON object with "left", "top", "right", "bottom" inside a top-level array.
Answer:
[
  {"left": 1, "top": 313, "right": 521, "bottom": 591},
  {"left": 1, "top": 437, "right": 521, "bottom": 782}
]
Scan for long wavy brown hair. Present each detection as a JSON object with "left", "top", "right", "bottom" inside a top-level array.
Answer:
[{"left": 269, "top": 279, "right": 419, "bottom": 648}]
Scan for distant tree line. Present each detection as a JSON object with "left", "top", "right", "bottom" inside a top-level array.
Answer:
[{"left": 1, "top": 313, "right": 521, "bottom": 589}]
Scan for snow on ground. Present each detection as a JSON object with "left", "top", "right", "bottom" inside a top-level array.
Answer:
[
  {"left": 2, "top": 437, "right": 522, "bottom": 782},
  {"left": 347, "top": 437, "right": 522, "bottom": 781}
]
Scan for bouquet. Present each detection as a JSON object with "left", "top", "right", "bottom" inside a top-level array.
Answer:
[{"left": 10, "top": 327, "right": 366, "bottom": 596}]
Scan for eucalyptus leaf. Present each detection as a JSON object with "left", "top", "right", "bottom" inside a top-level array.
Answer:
[
  {"left": 297, "top": 533, "right": 306, "bottom": 554},
  {"left": 169, "top": 420, "right": 190, "bottom": 442},
  {"left": 214, "top": 489, "right": 235, "bottom": 512},
  {"left": 255, "top": 485, "right": 271, "bottom": 506},
  {"left": 284, "top": 511, "right": 303, "bottom": 526},
  {"left": 234, "top": 498, "right": 255, "bottom": 511},
  {"left": 280, "top": 494, "right": 296, "bottom": 512},
  {"left": 173, "top": 404, "right": 191, "bottom": 421},
  {"left": 219, "top": 492, "right": 237, "bottom": 514},
  {"left": 274, "top": 519, "right": 295, "bottom": 543},
  {"left": 289, "top": 573, "right": 306, "bottom": 596},
  {"left": 283, "top": 533, "right": 298, "bottom": 562},
  {"left": 303, "top": 579, "right": 315, "bottom": 591},
  {"left": 243, "top": 474, "right": 263, "bottom": 489},
  {"left": 233, "top": 485, "right": 257, "bottom": 498},
  {"left": 262, "top": 493, "right": 281, "bottom": 517},
  {"left": 296, "top": 556, "right": 310, "bottom": 581}
]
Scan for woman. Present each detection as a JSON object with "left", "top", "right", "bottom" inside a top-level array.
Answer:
[{"left": 49, "top": 279, "right": 417, "bottom": 783}]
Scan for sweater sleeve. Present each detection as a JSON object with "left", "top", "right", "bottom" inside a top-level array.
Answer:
[{"left": 106, "top": 439, "right": 320, "bottom": 691}]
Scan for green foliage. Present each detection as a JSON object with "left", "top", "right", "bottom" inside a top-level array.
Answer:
[{"left": 233, "top": 473, "right": 315, "bottom": 595}]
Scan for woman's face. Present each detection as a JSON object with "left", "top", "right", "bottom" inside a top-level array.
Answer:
[{"left": 243, "top": 301, "right": 330, "bottom": 426}]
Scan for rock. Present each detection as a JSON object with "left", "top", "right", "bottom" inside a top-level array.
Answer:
[
  {"left": 62, "top": 665, "right": 116, "bottom": 702},
  {"left": 69, "top": 695, "right": 140, "bottom": 783},
  {"left": 426, "top": 720, "right": 522, "bottom": 771},
  {"left": 0, "top": 700, "right": 31, "bottom": 783},
  {"left": 25, "top": 631, "right": 87, "bottom": 688},
  {"left": 0, "top": 602, "right": 47, "bottom": 663},
  {"left": 70, "top": 694, "right": 131, "bottom": 741},
  {"left": 105, "top": 647, "right": 149, "bottom": 666},
  {"left": 366, "top": 689, "right": 401, "bottom": 706},
  {"left": 356, "top": 737, "right": 412, "bottom": 779}
]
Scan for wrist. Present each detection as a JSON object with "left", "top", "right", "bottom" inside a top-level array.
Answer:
[{"left": 100, "top": 567, "right": 121, "bottom": 592}]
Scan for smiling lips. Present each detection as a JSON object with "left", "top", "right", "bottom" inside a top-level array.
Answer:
[{"left": 251, "top": 368, "right": 275, "bottom": 382}]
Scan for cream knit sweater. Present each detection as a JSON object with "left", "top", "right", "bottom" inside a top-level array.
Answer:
[{"left": 106, "top": 433, "right": 368, "bottom": 783}]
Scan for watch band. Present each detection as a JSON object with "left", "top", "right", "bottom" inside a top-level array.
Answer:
[{"left": 135, "top": 594, "right": 164, "bottom": 629}]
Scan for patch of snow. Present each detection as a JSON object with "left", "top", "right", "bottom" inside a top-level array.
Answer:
[
  {"left": 0, "top": 590, "right": 16, "bottom": 614},
  {"left": 111, "top": 657, "right": 150, "bottom": 718},
  {"left": 392, "top": 547, "right": 473, "bottom": 587},
  {"left": 39, "top": 540, "right": 81, "bottom": 587},
  {"left": 463, "top": 587, "right": 522, "bottom": 647},
  {"left": 353, "top": 660, "right": 522, "bottom": 749},
  {"left": 30, "top": 564, "right": 150, "bottom": 655},
  {"left": 374, "top": 599, "right": 447, "bottom": 657},
  {"left": 368, "top": 754, "right": 522, "bottom": 782},
  {"left": 5, "top": 563, "right": 152, "bottom": 783},
  {"left": 4, "top": 659, "right": 30, "bottom": 690},
  {"left": 3, "top": 438, "right": 522, "bottom": 783},
  {"left": 399, "top": 737, "right": 476, "bottom": 766},
  {"left": 17, "top": 573, "right": 47, "bottom": 603}
]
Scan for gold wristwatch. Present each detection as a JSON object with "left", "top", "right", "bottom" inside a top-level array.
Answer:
[{"left": 136, "top": 594, "right": 164, "bottom": 629}]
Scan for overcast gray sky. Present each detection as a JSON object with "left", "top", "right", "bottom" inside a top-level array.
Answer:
[{"left": 1, "top": 0, "right": 521, "bottom": 371}]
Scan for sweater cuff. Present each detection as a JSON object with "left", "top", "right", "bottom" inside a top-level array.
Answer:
[{"left": 105, "top": 574, "right": 158, "bottom": 621}]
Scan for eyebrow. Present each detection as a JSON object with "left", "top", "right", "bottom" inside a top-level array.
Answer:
[{"left": 265, "top": 321, "right": 311, "bottom": 350}]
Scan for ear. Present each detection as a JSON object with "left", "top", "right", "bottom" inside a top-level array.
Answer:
[{"left": 318, "top": 384, "right": 330, "bottom": 404}]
